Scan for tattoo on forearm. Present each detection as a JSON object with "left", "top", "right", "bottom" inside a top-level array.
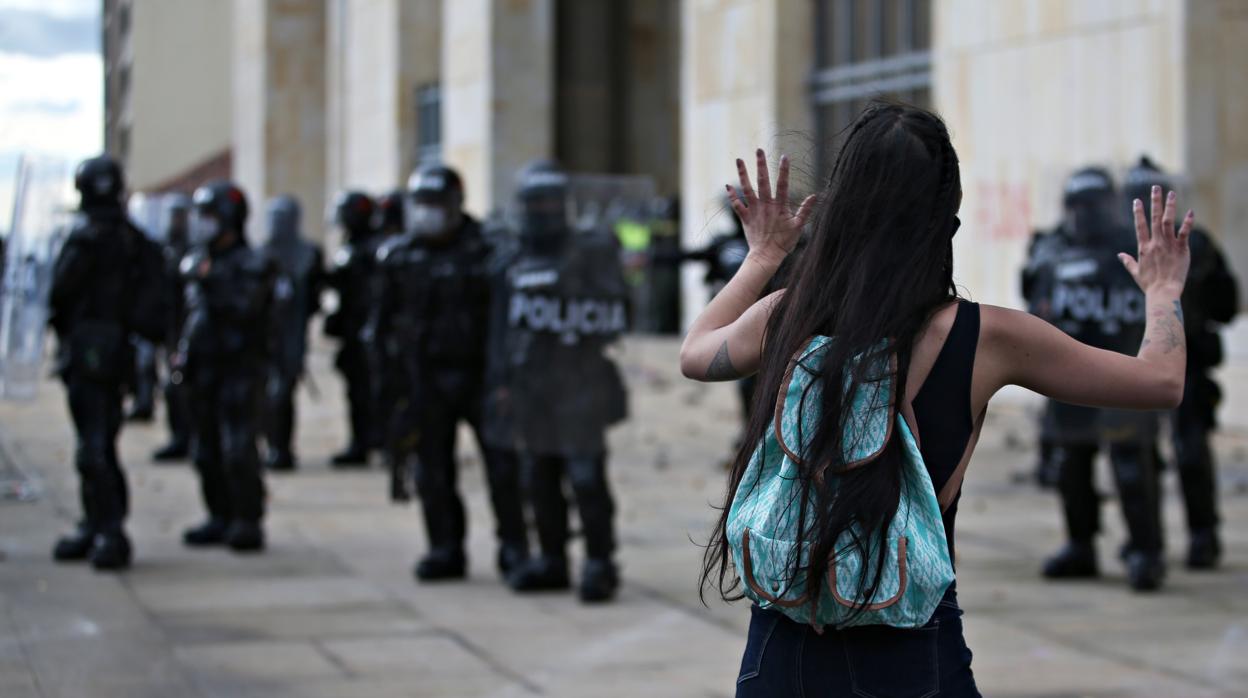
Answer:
[
  {"left": 705, "top": 340, "right": 740, "bottom": 380},
  {"left": 1150, "top": 306, "right": 1185, "bottom": 354}
]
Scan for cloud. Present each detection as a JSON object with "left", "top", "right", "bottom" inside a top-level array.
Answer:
[
  {"left": 0, "top": 8, "right": 97, "bottom": 58},
  {"left": 0, "top": 51, "right": 102, "bottom": 226},
  {"left": 0, "top": 0, "right": 97, "bottom": 19}
]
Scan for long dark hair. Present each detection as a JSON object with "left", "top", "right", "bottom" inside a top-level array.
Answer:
[{"left": 701, "top": 102, "right": 962, "bottom": 620}]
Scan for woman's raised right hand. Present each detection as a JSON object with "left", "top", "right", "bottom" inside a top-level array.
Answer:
[
  {"left": 727, "top": 148, "right": 817, "bottom": 268},
  {"left": 1119, "top": 185, "right": 1193, "bottom": 295}
]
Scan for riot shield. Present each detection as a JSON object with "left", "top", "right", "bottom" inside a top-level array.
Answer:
[
  {"left": 1, "top": 155, "right": 72, "bottom": 401},
  {"left": 564, "top": 174, "right": 660, "bottom": 332}
]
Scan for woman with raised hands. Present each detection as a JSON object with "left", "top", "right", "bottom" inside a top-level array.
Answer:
[{"left": 681, "top": 102, "right": 1192, "bottom": 697}]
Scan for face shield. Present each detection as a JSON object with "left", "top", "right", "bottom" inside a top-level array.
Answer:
[
  {"left": 189, "top": 208, "right": 223, "bottom": 247},
  {"left": 518, "top": 193, "right": 570, "bottom": 251},
  {"left": 1063, "top": 194, "right": 1115, "bottom": 245}
]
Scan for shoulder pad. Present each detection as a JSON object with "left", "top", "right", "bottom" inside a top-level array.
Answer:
[{"left": 376, "top": 234, "right": 409, "bottom": 264}]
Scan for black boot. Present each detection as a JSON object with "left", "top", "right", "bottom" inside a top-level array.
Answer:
[
  {"left": 88, "top": 533, "right": 132, "bottom": 571},
  {"left": 331, "top": 444, "right": 369, "bottom": 467},
  {"left": 52, "top": 523, "right": 95, "bottom": 562},
  {"left": 414, "top": 548, "right": 467, "bottom": 581},
  {"left": 183, "top": 518, "right": 230, "bottom": 547},
  {"left": 125, "top": 405, "right": 154, "bottom": 423},
  {"left": 1042, "top": 542, "right": 1099, "bottom": 579},
  {"left": 152, "top": 440, "right": 189, "bottom": 463},
  {"left": 497, "top": 544, "right": 529, "bottom": 578},
  {"left": 225, "top": 520, "right": 265, "bottom": 553},
  {"left": 1125, "top": 550, "right": 1165, "bottom": 591},
  {"left": 266, "top": 450, "right": 296, "bottom": 473},
  {"left": 508, "top": 556, "right": 571, "bottom": 592},
  {"left": 579, "top": 558, "right": 619, "bottom": 603},
  {"left": 1187, "top": 528, "right": 1222, "bottom": 570}
]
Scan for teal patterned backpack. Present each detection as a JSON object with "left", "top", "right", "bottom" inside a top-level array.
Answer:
[{"left": 726, "top": 336, "right": 955, "bottom": 629}]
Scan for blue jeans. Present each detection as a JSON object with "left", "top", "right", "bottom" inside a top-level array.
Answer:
[{"left": 736, "top": 588, "right": 979, "bottom": 697}]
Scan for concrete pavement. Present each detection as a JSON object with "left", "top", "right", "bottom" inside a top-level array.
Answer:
[{"left": 1, "top": 337, "right": 1246, "bottom": 697}]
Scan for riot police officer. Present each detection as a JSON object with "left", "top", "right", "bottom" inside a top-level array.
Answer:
[
  {"left": 373, "top": 165, "right": 528, "bottom": 580},
  {"left": 325, "top": 191, "right": 380, "bottom": 466},
  {"left": 1020, "top": 225, "right": 1072, "bottom": 487},
  {"left": 369, "top": 188, "right": 410, "bottom": 498},
  {"left": 49, "top": 154, "right": 166, "bottom": 569},
  {"left": 262, "top": 195, "right": 324, "bottom": 472},
  {"left": 1125, "top": 157, "right": 1240, "bottom": 569},
  {"left": 153, "top": 194, "right": 194, "bottom": 461},
  {"left": 494, "top": 161, "right": 629, "bottom": 602},
  {"left": 1040, "top": 168, "right": 1165, "bottom": 591},
  {"left": 178, "top": 181, "right": 275, "bottom": 552}
]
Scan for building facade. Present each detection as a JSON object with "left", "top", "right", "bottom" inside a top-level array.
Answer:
[
  {"left": 102, "top": 0, "right": 233, "bottom": 192},
  {"left": 103, "top": 0, "right": 1245, "bottom": 336}
]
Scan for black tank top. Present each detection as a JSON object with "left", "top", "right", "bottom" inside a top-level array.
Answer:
[{"left": 911, "top": 300, "right": 980, "bottom": 560}]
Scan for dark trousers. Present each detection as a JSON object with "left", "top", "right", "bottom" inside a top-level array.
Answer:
[
  {"left": 737, "top": 593, "right": 980, "bottom": 697},
  {"left": 130, "top": 338, "right": 157, "bottom": 413},
  {"left": 1172, "top": 376, "right": 1220, "bottom": 534},
  {"left": 525, "top": 453, "right": 616, "bottom": 561},
  {"left": 335, "top": 341, "right": 374, "bottom": 450},
  {"left": 414, "top": 369, "right": 527, "bottom": 555},
  {"left": 190, "top": 372, "right": 265, "bottom": 523},
  {"left": 1056, "top": 442, "right": 1162, "bottom": 553},
  {"left": 66, "top": 376, "right": 127, "bottom": 535},
  {"left": 163, "top": 353, "right": 190, "bottom": 447},
  {"left": 264, "top": 370, "right": 297, "bottom": 462}
]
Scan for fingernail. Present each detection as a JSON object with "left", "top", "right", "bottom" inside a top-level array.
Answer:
[
  {"left": 1168, "top": 191, "right": 1176, "bottom": 200},
  {"left": 1153, "top": 185, "right": 1161, "bottom": 194},
  {"left": 1133, "top": 199, "right": 1142, "bottom": 208},
  {"left": 756, "top": 148, "right": 764, "bottom": 156}
]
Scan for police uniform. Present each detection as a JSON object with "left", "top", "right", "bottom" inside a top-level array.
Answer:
[
  {"left": 179, "top": 181, "right": 275, "bottom": 552},
  {"left": 494, "top": 162, "right": 629, "bottom": 602},
  {"left": 374, "top": 166, "right": 529, "bottom": 581},
  {"left": 1042, "top": 168, "right": 1164, "bottom": 590},
  {"left": 50, "top": 155, "right": 166, "bottom": 570},
  {"left": 262, "top": 195, "right": 324, "bottom": 472},
  {"left": 154, "top": 195, "right": 194, "bottom": 461},
  {"left": 325, "top": 192, "right": 381, "bottom": 465}
]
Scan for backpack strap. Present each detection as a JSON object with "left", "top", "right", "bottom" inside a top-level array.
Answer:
[{"left": 772, "top": 339, "right": 896, "bottom": 470}]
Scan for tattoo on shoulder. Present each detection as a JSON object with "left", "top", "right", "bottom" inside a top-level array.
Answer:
[{"left": 705, "top": 340, "right": 740, "bottom": 380}]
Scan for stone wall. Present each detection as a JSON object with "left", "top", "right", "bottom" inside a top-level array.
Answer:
[
  {"left": 933, "top": 0, "right": 1187, "bottom": 309},
  {"left": 127, "top": 0, "right": 233, "bottom": 191}
]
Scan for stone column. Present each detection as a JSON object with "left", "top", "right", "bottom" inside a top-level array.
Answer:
[
  {"left": 679, "top": 0, "right": 814, "bottom": 328},
  {"left": 232, "top": 0, "right": 327, "bottom": 244},
  {"left": 441, "top": 0, "right": 555, "bottom": 217}
]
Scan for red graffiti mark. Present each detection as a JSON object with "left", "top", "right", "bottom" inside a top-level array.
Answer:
[{"left": 973, "top": 181, "right": 1033, "bottom": 240}]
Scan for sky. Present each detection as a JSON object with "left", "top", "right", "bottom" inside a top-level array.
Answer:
[{"left": 0, "top": 0, "right": 102, "bottom": 233}]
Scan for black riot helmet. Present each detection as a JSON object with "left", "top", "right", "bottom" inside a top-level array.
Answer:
[
  {"left": 74, "top": 154, "right": 124, "bottom": 210},
  {"left": 1062, "top": 167, "right": 1117, "bottom": 245},
  {"left": 1123, "top": 156, "right": 1171, "bottom": 217},
  {"left": 374, "top": 188, "right": 405, "bottom": 235},
  {"left": 405, "top": 164, "right": 465, "bottom": 241},
  {"left": 190, "top": 180, "right": 249, "bottom": 247},
  {"left": 515, "top": 159, "right": 571, "bottom": 252},
  {"left": 334, "top": 191, "right": 376, "bottom": 240}
]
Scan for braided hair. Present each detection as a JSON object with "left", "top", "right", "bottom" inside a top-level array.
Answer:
[{"left": 701, "top": 101, "right": 963, "bottom": 624}]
